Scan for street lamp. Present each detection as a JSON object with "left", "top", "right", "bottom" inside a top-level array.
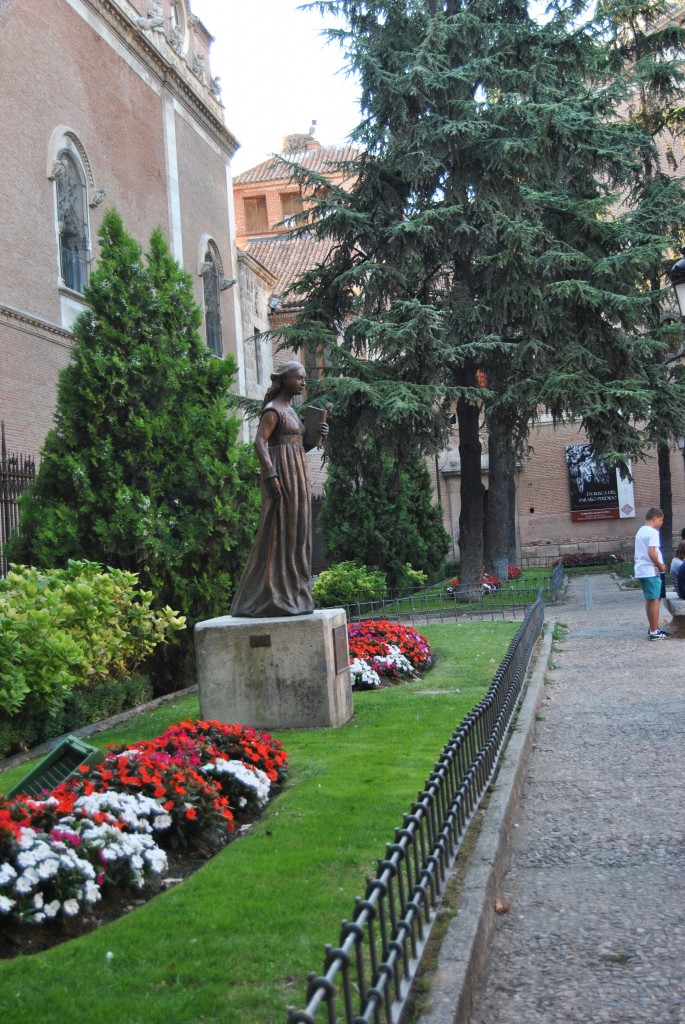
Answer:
[{"left": 668, "top": 250, "right": 685, "bottom": 320}]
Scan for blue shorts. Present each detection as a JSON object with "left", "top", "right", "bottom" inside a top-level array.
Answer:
[{"left": 638, "top": 576, "right": 661, "bottom": 600}]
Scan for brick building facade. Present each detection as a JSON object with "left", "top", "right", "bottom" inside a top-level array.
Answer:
[
  {"left": 434, "top": 418, "right": 685, "bottom": 564},
  {"left": 0, "top": 0, "right": 274, "bottom": 458}
]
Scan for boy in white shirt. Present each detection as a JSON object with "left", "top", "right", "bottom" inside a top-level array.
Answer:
[{"left": 634, "top": 507, "right": 667, "bottom": 639}]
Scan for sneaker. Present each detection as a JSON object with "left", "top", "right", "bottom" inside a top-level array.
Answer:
[
  {"left": 648, "top": 630, "right": 667, "bottom": 640},
  {"left": 647, "top": 628, "right": 670, "bottom": 637}
]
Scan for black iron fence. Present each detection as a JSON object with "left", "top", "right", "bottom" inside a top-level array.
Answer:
[
  {"left": 0, "top": 423, "right": 36, "bottom": 576},
  {"left": 342, "top": 585, "right": 547, "bottom": 628},
  {"left": 287, "top": 593, "right": 545, "bottom": 1024}
]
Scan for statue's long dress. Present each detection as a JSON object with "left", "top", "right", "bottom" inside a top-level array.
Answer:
[{"left": 230, "top": 404, "right": 314, "bottom": 617}]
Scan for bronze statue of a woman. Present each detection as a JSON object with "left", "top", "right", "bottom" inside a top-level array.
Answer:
[{"left": 230, "top": 361, "right": 328, "bottom": 617}]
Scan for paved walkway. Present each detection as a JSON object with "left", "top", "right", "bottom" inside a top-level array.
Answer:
[{"left": 467, "top": 572, "right": 685, "bottom": 1023}]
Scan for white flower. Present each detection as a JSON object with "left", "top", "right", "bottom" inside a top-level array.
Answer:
[
  {"left": 44, "top": 900, "right": 61, "bottom": 919},
  {"left": 74, "top": 790, "right": 165, "bottom": 834},
  {"left": 0, "top": 895, "right": 16, "bottom": 913},
  {"left": 83, "top": 882, "right": 101, "bottom": 905},
  {"left": 37, "top": 858, "right": 60, "bottom": 880},
  {"left": 350, "top": 657, "right": 381, "bottom": 688},
  {"left": 144, "top": 847, "right": 167, "bottom": 874},
  {"left": 33, "top": 892, "right": 44, "bottom": 909},
  {"left": 16, "top": 849, "right": 37, "bottom": 869},
  {"left": 0, "top": 863, "right": 17, "bottom": 885},
  {"left": 63, "top": 899, "right": 80, "bottom": 917},
  {"left": 14, "top": 874, "right": 35, "bottom": 895},
  {"left": 202, "top": 759, "right": 271, "bottom": 806}
]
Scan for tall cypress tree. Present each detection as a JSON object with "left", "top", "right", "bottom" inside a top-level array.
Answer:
[
  {"left": 9, "top": 210, "right": 259, "bottom": 681},
  {"left": 288, "top": 0, "right": 685, "bottom": 592}
]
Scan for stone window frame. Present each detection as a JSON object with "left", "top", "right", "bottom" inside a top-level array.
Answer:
[
  {"left": 168, "top": 0, "right": 189, "bottom": 55},
  {"left": 47, "top": 126, "right": 97, "bottom": 296},
  {"left": 198, "top": 235, "right": 224, "bottom": 357}
]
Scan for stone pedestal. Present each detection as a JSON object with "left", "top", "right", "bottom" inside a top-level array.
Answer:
[{"left": 195, "top": 608, "right": 353, "bottom": 731}]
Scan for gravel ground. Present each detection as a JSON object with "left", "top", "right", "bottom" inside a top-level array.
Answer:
[{"left": 467, "top": 573, "right": 685, "bottom": 1024}]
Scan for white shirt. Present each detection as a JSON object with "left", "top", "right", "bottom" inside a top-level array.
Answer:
[{"left": 634, "top": 523, "right": 662, "bottom": 578}]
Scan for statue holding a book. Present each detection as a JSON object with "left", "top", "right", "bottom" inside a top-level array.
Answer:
[{"left": 230, "top": 361, "right": 329, "bottom": 618}]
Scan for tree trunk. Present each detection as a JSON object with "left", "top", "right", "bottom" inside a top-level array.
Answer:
[
  {"left": 658, "top": 442, "right": 673, "bottom": 560},
  {"left": 507, "top": 468, "right": 518, "bottom": 566},
  {"left": 485, "top": 416, "right": 514, "bottom": 584},
  {"left": 456, "top": 396, "right": 485, "bottom": 600}
]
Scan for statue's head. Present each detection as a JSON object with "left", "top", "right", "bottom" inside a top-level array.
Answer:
[{"left": 271, "top": 360, "right": 305, "bottom": 387}]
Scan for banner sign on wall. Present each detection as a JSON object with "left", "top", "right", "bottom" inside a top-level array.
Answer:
[{"left": 565, "top": 444, "right": 635, "bottom": 522}]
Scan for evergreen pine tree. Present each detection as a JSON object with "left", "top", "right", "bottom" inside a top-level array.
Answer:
[
  {"left": 286, "top": 0, "right": 685, "bottom": 591},
  {"left": 9, "top": 210, "right": 259, "bottom": 682}
]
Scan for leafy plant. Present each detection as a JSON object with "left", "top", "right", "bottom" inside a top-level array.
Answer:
[
  {"left": 401, "top": 564, "right": 428, "bottom": 589},
  {"left": 0, "top": 561, "right": 184, "bottom": 717},
  {"left": 313, "top": 561, "right": 386, "bottom": 607}
]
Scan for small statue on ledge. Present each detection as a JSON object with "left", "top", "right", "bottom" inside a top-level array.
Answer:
[{"left": 230, "top": 361, "right": 329, "bottom": 618}]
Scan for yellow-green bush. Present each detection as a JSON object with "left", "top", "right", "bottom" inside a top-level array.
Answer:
[
  {"left": 0, "top": 560, "right": 185, "bottom": 717},
  {"left": 313, "top": 561, "right": 386, "bottom": 608}
]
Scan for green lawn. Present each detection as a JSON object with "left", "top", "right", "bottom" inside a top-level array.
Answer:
[{"left": 0, "top": 621, "right": 518, "bottom": 1024}]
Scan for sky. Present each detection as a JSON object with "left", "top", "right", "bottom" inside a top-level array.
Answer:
[{"left": 189, "top": 1, "right": 363, "bottom": 174}]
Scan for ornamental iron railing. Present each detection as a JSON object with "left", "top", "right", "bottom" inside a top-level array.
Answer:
[
  {"left": 287, "top": 594, "right": 545, "bottom": 1024},
  {"left": 0, "top": 422, "right": 36, "bottom": 577},
  {"left": 342, "top": 583, "right": 548, "bottom": 628}
]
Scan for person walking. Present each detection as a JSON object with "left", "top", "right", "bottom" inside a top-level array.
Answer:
[{"left": 634, "top": 506, "right": 668, "bottom": 639}]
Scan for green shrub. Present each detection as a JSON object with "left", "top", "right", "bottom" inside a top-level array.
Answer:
[
  {"left": 400, "top": 564, "right": 428, "bottom": 589},
  {"left": 0, "top": 674, "right": 155, "bottom": 761},
  {"left": 0, "top": 561, "right": 184, "bottom": 717},
  {"left": 313, "top": 561, "right": 386, "bottom": 608}
]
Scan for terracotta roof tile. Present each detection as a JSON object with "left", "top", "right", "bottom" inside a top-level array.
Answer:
[
  {"left": 234, "top": 143, "right": 360, "bottom": 185},
  {"left": 246, "top": 234, "right": 335, "bottom": 307}
]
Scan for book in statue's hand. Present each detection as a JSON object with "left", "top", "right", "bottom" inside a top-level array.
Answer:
[{"left": 302, "top": 405, "right": 329, "bottom": 449}]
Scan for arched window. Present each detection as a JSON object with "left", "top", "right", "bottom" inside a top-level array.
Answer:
[
  {"left": 55, "top": 151, "right": 90, "bottom": 293},
  {"left": 169, "top": 0, "right": 188, "bottom": 54},
  {"left": 202, "top": 246, "right": 223, "bottom": 356}
]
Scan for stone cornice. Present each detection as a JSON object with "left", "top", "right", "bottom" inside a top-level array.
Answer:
[
  {"left": 237, "top": 250, "right": 278, "bottom": 287},
  {"left": 0, "top": 305, "right": 73, "bottom": 349},
  {"left": 83, "top": 0, "right": 239, "bottom": 158}
]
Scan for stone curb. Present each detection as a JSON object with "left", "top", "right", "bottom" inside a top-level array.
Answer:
[{"left": 418, "top": 618, "right": 556, "bottom": 1024}]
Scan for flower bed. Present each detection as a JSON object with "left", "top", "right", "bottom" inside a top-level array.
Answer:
[
  {"left": 560, "top": 552, "right": 624, "bottom": 568},
  {"left": 0, "top": 720, "right": 287, "bottom": 931},
  {"left": 445, "top": 565, "right": 523, "bottom": 595},
  {"left": 347, "top": 620, "right": 432, "bottom": 690}
]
